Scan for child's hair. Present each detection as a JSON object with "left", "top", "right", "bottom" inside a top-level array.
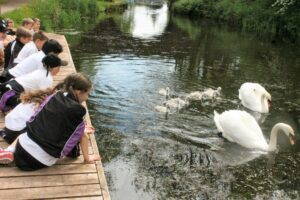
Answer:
[
  {"left": 5, "top": 18, "right": 13, "bottom": 26},
  {"left": 33, "top": 31, "right": 48, "bottom": 42},
  {"left": 22, "top": 18, "right": 34, "bottom": 26},
  {"left": 55, "top": 73, "right": 92, "bottom": 94},
  {"left": 20, "top": 88, "right": 55, "bottom": 105},
  {"left": 16, "top": 27, "right": 32, "bottom": 39},
  {"left": 33, "top": 18, "right": 40, "bottom": 23},
  {"left": 42, "top": 39, "right": 63, "bottom": 55}
]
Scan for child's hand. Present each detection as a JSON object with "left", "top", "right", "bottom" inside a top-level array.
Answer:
[
  {"left": 84, "top": 125, "right": 95, "bottom": 134},
  {"left": 84, "top": 154, "right": 100, "bottom": 164}
]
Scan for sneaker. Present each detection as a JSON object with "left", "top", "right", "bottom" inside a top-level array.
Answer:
[{"left": 0, "top": 151, "right": 13, "bottom": 164}]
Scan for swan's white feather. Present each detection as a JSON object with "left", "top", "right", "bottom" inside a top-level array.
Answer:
[{"left": 214, "top": 110, "right": 268, "bottom": 150}]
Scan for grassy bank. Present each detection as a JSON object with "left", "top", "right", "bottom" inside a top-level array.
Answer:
[
  {"left": 170, "top": 0, "right": 300, "bottom": 43},
  {"left": 1, "top": 0, "right": 126, "bottom": 31}
]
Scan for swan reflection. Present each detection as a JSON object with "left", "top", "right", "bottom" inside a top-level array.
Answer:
[{"left": 122, "top": 4, "right": 169, "bottom": 39}]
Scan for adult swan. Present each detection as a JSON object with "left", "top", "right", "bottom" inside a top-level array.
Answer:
[
  {"left": 239, "top": 83, "right": 271, "bottom": 113},
  {"left": 214, "top": 110, "right": 295, "bottom": 151}
]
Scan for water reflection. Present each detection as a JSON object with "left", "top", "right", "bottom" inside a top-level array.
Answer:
[
  {"left": 67, "top": 3, "right": 300, "bottom": 200},
  {"left": 122, "top": 3, "right": 168, "bottom": 39}
]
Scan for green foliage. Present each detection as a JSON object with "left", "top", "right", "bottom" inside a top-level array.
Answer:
[
  {"left": 0, "top": 0, "right": 113, "bottom": 31},
  {"left": 171, "top": 0, "right": 300, "bottom": 42}
]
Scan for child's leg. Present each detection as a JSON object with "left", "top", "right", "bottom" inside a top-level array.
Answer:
[{"left": 0, "top": 135, "right": 20, "bottom": 164}]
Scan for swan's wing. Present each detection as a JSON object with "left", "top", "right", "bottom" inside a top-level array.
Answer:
[
  {"left": 218, "top": 110, "right": 268, "bottom": 150},
  {"left": 213, "top": 111, "right": 224, "bottom": 133},
  {"left": 239, "top": 83, "right": 261, "bottom": 111}
]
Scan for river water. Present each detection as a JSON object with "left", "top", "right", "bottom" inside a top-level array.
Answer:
[{"left": 60, "top": 3, "right": 300, "bottom": 200}]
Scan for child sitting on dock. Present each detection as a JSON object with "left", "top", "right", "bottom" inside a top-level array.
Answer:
[
  {"left": 0, "top": 88, "right": 54, "bottom": 144},
  {"left": 4, "top": 27, "right": 32, "bottom": 69},
  {"left": 0, "top": 54, "right": 67, "bottom": 112},
  {"left": 13, "top": 31, "right": 48, "bottom": 65},
  {"left": 32, "top": 18, "right": 41, "bottom": 32},
  {"left": 0, "top": 39, "right": 63, "bottom": 83},
  {"left": 0, "top": 73, "right": 100, "bottom": 171}
]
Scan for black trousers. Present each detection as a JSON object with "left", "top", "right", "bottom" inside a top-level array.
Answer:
[{"left": 14, "top": 141, "right": 47, "bottom": 171}]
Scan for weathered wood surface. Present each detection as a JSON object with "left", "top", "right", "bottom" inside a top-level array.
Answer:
[{"left": 0, "top": 33, "right": 111, "bottom": 200}]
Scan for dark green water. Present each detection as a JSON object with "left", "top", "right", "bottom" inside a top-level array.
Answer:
[{"left": 59, "top": 3, "right": 300, "bottom": 200}]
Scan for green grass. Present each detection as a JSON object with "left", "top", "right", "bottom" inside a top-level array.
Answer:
[{"left": 1, "top": 0, "right": 125, "bottom": 31}]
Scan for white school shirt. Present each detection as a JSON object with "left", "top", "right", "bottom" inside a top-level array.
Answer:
[
  {"left": 15, "top": 68, "right": 53, "bottom": 91},
  {"left": 9, "top": 51, "right": 45, "bottom": 77},
  {"left": 5, "top": 102, "right": 36, "bottom": 131},
  {"left": 19, "top": 133, "right": 57, "bottom": 166},
  {"left": 14, "top": 41, "right": 38, "bottom": 64}
]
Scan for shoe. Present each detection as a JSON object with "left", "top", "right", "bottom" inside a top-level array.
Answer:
[{"left": 0, "top": 151, "right": 13, "bottom": 164}]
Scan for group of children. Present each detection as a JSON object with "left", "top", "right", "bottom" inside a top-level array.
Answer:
[{"left": 0, "top": 17, "right": 100, "bottom": 171}]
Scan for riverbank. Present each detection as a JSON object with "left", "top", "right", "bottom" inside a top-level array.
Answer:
[
  {"left": 169, "top": 0, "right": 300, "bottom": 43},
  {"left": 0, "top": 0, "right": 127, "bottom": 31}
]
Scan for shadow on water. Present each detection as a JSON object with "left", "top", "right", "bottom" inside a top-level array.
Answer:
[{"left": 62, "top": 2, "right": 300, "bottom": 200}]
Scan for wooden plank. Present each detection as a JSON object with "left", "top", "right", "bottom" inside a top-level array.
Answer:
[
  {"left": 58, "top": 197, "right": 103, "bottom": 200},
  {"left": 0, "top": 173, "right": 99, "bottom": 189},
  {"left": 0, "top": 164, "right": 96, "bottom": 177},
  {"left": 0, "top": 184, "right": 102, "bottom": 199}
]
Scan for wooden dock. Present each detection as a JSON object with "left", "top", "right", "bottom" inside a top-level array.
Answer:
[{"left": 0, "top": 33, "right": 111, "bottom": 200}]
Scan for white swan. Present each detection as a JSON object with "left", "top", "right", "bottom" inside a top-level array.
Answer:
[
  {"left": 239, "top": 83, "right": 271, "bottom": 113},
  {"left": 213, "top": 110, "right": 295, "bottom": 151}
]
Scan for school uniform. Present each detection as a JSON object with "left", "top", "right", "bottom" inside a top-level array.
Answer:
[
  {"left": 0, "top": 103, "right": 35, "bottom": 144},
  {"left": 4, "top": 39, "right": 25, "bottom": 69},
  {"left": 0, "top": 68, "right": 53, "bottom": 112},
  {"left": 13, "top": 41, "right": 38, "bottom": 64},
  {"left": 14, "top": 91, "right": 86, "bottom": 171},
  {"left": 8, "top": 51, "right": 45, "bottom": 78}
]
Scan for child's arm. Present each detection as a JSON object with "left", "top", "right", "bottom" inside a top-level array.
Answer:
[{"left": 80, "top": 134, "right": 100, "bottom": 164}]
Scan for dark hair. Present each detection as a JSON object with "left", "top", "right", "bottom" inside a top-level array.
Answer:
[
  {"left": 55, "top": 73, "right": 92, "bottom": 98},
  {"left": 15, "top": 27, "right": 32, "bottom": 39},
  {"left": 42, "top": 54, "right": 63, "bottom": 76},
  {"left": 0, "top": 20, "right": 7, "bottom": 33},
  {"left": 42, "top": 39, "right": 63, "bottom": 55},
  {"left": 33, "top": 31, "right": 48, "bottom": 41}
]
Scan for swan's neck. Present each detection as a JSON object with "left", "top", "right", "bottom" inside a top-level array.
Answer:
[
  {"left": 268, "top": 124, "right": 282, "bottom": 151},
  {"left": 260, "top": 95, "right": 268, "bottom": 113}
]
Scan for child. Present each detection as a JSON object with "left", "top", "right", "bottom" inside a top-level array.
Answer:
[
  {"left": 0, "top": 88, "right": 54, "bottom": 144},
  {"left": 4, "top": 27, "right": 32, "bottom": 69},
  {"left": 32, "top": 18, "right": 41, "bottom": 32},
  {"left": 0, "top": 54, "right": 67, "bottom": 112},
  {"left": 0, "top": 73, "right": 100, "bottom": 170},
  {"left": 22, "top": 18, "right": 34, "bottom": 33},
  {"left": 0, "top": 39, "right": 63, "bottom": 83},
  {"left": 5, "top": 18, "right": 16, "bottom": 36},
  {"left": 13, "top": 31, "right": 48, "bottom": 65}
]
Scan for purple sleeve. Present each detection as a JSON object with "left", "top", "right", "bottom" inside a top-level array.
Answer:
[{"left": 60, "top": 121, "right": 85, "bottom": 158}]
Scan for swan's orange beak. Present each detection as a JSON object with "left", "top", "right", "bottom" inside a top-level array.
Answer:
[
  {"left": 268, "top": 100, "right": 272, "bottom": 108},
  {"left": 289, "top": 133, "right": 295, "bottom": 145}
]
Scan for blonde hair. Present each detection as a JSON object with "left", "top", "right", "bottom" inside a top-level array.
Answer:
[
  {"left": 22, "top": 18, "right": 34, "bottom": 26},
  {"left": 20, "top": 88, "right": 55, "bottom": 105}
]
